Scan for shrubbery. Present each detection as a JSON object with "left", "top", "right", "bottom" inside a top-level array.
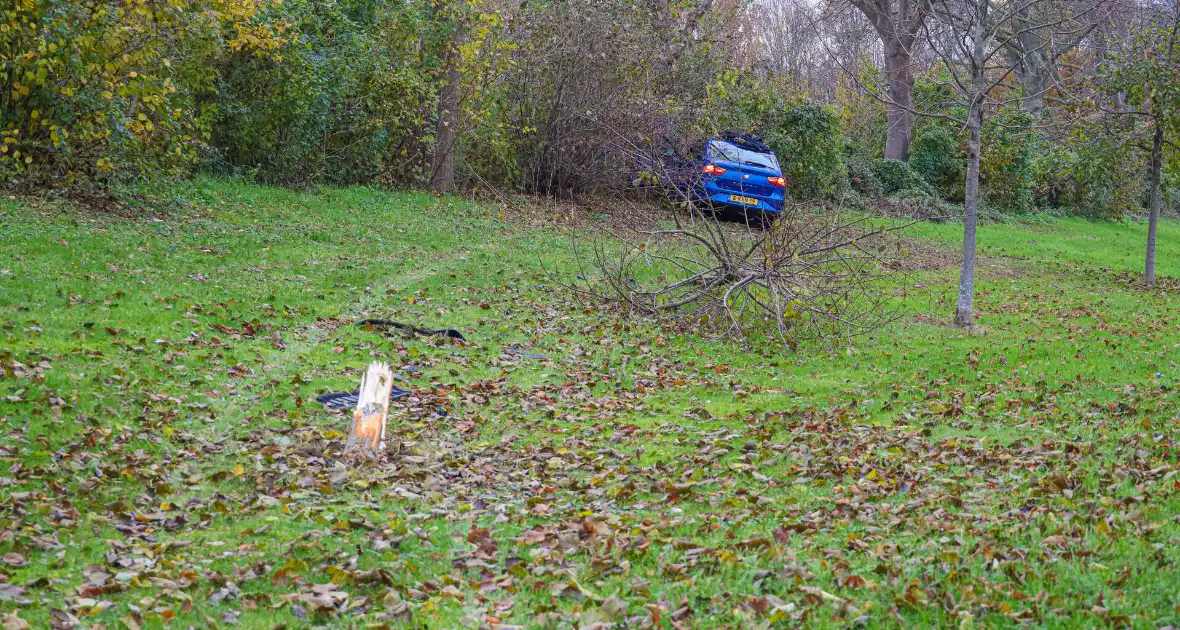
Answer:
[
  {"left": 0, "top": 0, "right": 1169, "bottom": 220},
  {"left": 761, "top": 103, "right": 845, "bottom": 200},
  {"left": 980, "top": 109, "right": 1037, "bottom": 213},
  {"left": 0, "top": 0, "right": 286, "bottom": 192},
  {"left": 1034, "top": 118, "right": 1144, "bottom": 219},
  {"left": 909, "top": 123, "right": 961, "bottom": 194},
  {"left": 871, "top": 159, "right": 932, "bottom": 196},
  {"left": 208, "top": 0, "right": 434, "bottom": 188},
  {"left": 845, "top": 154, "right": 881, "bottom": 198},
  {"left": 845, "top": 154, "right": 933, "bottom": 199}
]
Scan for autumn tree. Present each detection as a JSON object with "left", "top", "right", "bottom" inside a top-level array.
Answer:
[
  {"left": 998, "top": 0, "right": 1100, "bottom": 117},
  {"left": 1094, "top": 0, "right": 1180, "bottom": 285},
  {"left": 0, "top": 0, "right": 286, "bottom": 191},
  {"left": 913, "top": 0, "right": 1105, "bottom": 325}
]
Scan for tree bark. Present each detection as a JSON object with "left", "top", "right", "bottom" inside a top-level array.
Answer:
[
  {"left": 429, "top": 31, "right": 463, "bottom": 194},
  {"left": 883, "top": 37, "right": 915, "bottom": 159},
  {"left": 1000, "top": 7, "right": 1097, "bottom": 119},
  {"left": 1146, "top": 118, "right": 1163, "bottom": 286},
  {"left": 955, "top": 0, "right": 989, "bottom": 327},
  {"left": 1001, "top": 17, "right": 1050, "bottom": 119},
  {"left": 344, "top": 362, "right": 395, "bottom": 457},
  {"left": 1015, "top": 61, "right": 1048, "bottom": 118},
  {"left": 1144, "top": 11, "right": 1179, "bottom": 285},
  {"left": 956, "top": 101, "right": 983, "bottom": 326},
  {"left": 848, "top": 0, "right": 925, "bottom": 161}
]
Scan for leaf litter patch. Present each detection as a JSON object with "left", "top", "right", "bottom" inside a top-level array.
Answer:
[{"left": 2, "top": 200, "right": 1179, "bottom": 628}]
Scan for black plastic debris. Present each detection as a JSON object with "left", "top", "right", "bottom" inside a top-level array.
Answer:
[
  {"left": 357, "top": 319, "right": 465, "bottom": 341},
  {"left": 316, "top": 387, "right": 410, "bottom": 411},
  {"left": 507, "top": 346, "right": 548, "bottom": 360}
]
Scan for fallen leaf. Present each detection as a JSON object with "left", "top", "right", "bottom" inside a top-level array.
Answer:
[{"left": 1, "top": 612, "right": 29, "bottom": 630}]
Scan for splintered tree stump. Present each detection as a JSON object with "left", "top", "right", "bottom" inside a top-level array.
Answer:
[{"left": 344, "top": 362, "right": 395, "bottom": 457}]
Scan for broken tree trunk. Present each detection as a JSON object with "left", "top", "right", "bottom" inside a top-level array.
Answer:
[{"left": 345, "top": 362, "right": 395, "bottom": 457}]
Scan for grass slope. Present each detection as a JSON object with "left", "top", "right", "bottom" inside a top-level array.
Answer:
[
  {"left": 911, "top": 215, "right": 1180, "bottom": 278},
  {"left": 0, "top": 179, "right": 1178, "bottom": 629}
]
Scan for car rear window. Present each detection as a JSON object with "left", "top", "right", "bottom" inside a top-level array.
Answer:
[{"left": 707, "top": 140, "right": 780, "bottom": 171}]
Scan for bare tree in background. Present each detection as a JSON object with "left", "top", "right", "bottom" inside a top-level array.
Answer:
[
  {"left": 744, "top": 0, "right": 882, "bottom": 103},
  {"left": 498, "top": 0, "right": 732, "bottom": 195},
  {"left": 651, "top": 0, "right": 719, "bottom": 72},
  {"left": 999, "top": 0, "right": 1102, "bottom": 117},
  {"left": 756, "top": 0, "right": 827, "bottom": 90},
  {"left": 911, "top": 0, "right": 1109, "bottom": 325}
]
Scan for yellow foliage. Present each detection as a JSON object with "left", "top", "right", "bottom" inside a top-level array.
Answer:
[{"left": 0, "top": 0, "right": 291, "bottom": 188}]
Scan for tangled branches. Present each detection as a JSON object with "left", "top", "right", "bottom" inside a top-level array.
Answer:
[{"left": 573, "top": 203, "right": 916, "bottom": 349}]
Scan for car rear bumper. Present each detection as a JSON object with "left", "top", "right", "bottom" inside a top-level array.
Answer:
[{"left": 697, "top": 185, "right": 783, "bottom": 213}]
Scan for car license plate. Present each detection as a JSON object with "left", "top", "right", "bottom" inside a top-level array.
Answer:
[{"left": 729, "top": 194, "right": 758, "bottom": 206}]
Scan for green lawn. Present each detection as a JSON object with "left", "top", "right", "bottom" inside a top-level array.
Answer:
[
  {"left": 912, "top": 215, "right": 1180, "bottom": 278},
  {"left": 1, "top": 179, "right": 1178, "bottom": 629}
]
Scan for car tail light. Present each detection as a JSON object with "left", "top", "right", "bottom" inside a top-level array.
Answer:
[
  {"left": 767, "top": 176, "right": 786, "bottom": 187},
  {"left": 701, "top": 163, "right": 726, "bottom": 175}
]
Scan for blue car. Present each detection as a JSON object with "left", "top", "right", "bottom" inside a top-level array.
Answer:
[{"left": 692, "top": 134, "right": 786, "bottom": 222}]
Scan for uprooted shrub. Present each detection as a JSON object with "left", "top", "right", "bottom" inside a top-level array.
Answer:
[{"left": 570, "top": 203, "right": 911, "bottom": 349}]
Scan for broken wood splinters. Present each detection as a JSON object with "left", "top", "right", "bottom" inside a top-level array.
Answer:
[{"left": 344, "top": 361, "right": 394, "bottom": 457}]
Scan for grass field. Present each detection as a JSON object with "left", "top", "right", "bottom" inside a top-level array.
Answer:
[
  {"left": 1, "top": 178, "right": 1178, "bottom": 629},
  {"left": 911, "top": 215, "right": 1180, "bottom": 278}
]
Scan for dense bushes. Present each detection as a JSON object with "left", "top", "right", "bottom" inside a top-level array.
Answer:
[
  {"left": 763, "top": 103, "right": 845, "bottom": 199},
  {"left": 208, "top": 0, "right": 434, "bottom": 187},
  {"left": 0, "top": 0, "right": 500, "bottom": 192},
  {"left": 909, "top": 123, "right": 960, "bottom": 193},
  {"left": 872, "top": 159, "right": 932, "bottom": 196},
  {"left": 0, "top": 0, "right": 285, "bottom": 192},
  {"left": 980, "top": 109, "right": 1037, "bottom": 213},
  {"left": 1033, "top": 116, "right": 1145, "bottom": 220},
  {"left": 836, "top": 67, "right": 889, "bottom": 160},
  {"left": 0, "top": 0, "right": 1172, "bottom": 219},
  {"left": 845, "top": 155, "right": 880, "bottom": 197}
]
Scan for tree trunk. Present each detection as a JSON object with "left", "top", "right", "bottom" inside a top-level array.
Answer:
[
  {"left": 429, "top": 34, "right": 463, "bottom": 194},
  {"left": 955, "top": 0, "right": 989, "bottom": 328},
  {"left": 956, "top": 101, "right": 983, "bottom": 326},
  {"left": 1020, "top": 67, "right": 1048, "bottom": 118},
  {"left": 883, "top": 38, "right": 914, "bottom": 160},
  {"left": 1001, "top": 18, "right": 1050, "bottom": 119},
  {"left": 849, "top": 0, "right": 924, "bottom": 161},
  {"left": 344, "top": 362, "right": 395, "bottom": 457},
  {"left": 1146, "top": 119, "right": 1163, "bottom": 286}
]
